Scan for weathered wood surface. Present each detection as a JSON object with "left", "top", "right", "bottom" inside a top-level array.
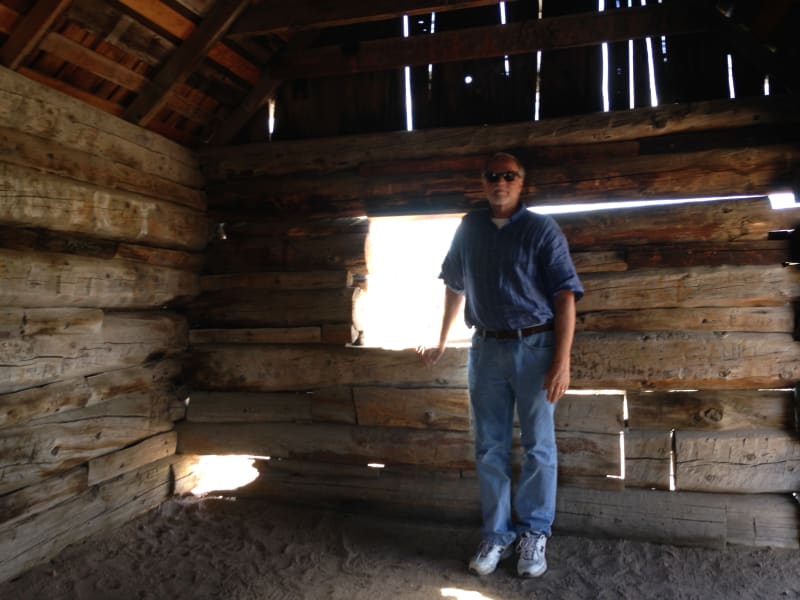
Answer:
[
  {"left": 0, "top": 311, "right": 187, "bottom": 394},
  {"left": 576, "top": 306, "right": 796, "bottom": 333},
  {"left": 88, "top": 431, "right": 178, "bottom": 485},
  {"left": 579, "top": 265, "right": 800, "bottom": 311},
  {"left": 571, "top": 251, "right": 627, "bottom": 273},
  {"left": 204, "top": 233, "right": 367, "bottom": 274},
  {"left": 0, "top": 456, "right": 175, "bottom": 583},
  {"left": 353, "top": 388, "right": 624, "bottom": 434},
  {"left": 207, "top": 145, "right": 800, "bottom": 216},
  {"left": 625, "top": 241, "right": 790, "bottom": 269},
  {"left": 200, "top": 271, "right": 353, "bottom": 292},
  {"left": 176, "top": 422, "right": 620, "bottom": 477},
  {"left": 0, "top": 359, "right": 182, "bottom": 429},
  {"left": 199, "top": 96, "right": 800, "bottom": 180},
  {"left": 723, "top": 493, "right": 800, "bottom": 548},
  {"left": 0, "top": 124, "right": 206, "bottom": 211},
  {"left": 624, "top": 429, "right": 672, "bottom": 490},
  {"left": 0, "top": 163, "right": 207, "bottom": 251},
  {"left": 0, "top": 66, "right": 202, "bottom": 188},
  {"left": 0, "top": 307, "right": 103, "bottom": 337},
  {"left": 191, "top": 332, "right": 800, "bottom": 392},
  {"left": 627, "top": 390, "right": 794, "bottom": 431},
  {"left": 0, "top": 226, "right": 205, "bottom": 272},
  {"left": 188, "top": 288, "right": 357, "bottom": 327},
  {"left": 674, "top": 430, "right": 800, "bottom": 493},
  {"left": 189, "top": 327, "right": 322, "bottom": 345},
  {"left": 571, "top": 332, "right": 799, "bottom": 390},
  {"left": 0, "top": 389, "right": 174, "bottom": 494},
  {"left": 559, "top": 198, "right": 800, "bottom": 249},
  {"left": 0, "top": 467, "right": 87, "bottom": 527},
  {"left": 0, "top": 248, "right": 199, "bottom": 308}
]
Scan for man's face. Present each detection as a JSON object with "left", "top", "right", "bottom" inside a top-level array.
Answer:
[{"left": 482, "top": 156, "right": 524, "bottom": 216}]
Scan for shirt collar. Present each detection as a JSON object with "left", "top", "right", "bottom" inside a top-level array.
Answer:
[{"left": 485, "top": 202, "right": 527, "bottom": 224}]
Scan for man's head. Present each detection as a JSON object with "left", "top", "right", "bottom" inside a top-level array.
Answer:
[{"left": 482, "top": 152, "right": 525, "bottom": 218}]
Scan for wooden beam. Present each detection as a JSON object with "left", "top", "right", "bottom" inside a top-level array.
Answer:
[
  {"left": 124, "top": 0, "right": 251, "bottom": 125},
  {"left": 271, "top": 1, "right": 709, "bottom": 80},
  {"left": 199, "top": 95, "right": 800, "bottom": 180},
  {"left": 229, "top": 0, "right": 517, "bottom": 37},
  {"left": 0, "top": 0, "right": 71, "bottom": 70}
]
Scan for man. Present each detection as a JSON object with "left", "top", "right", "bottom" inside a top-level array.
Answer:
[{"left": 419, "top": 152, "right": 583, "bottom": 578}]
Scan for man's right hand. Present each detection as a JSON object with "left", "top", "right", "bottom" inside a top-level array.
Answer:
[{"left": 416, "top": 345, "right": 445, "bottom": 367}]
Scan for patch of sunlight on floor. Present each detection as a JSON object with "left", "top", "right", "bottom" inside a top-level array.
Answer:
[
  {"left": 191, "top": 455, "right": 260, "bottom": 496},
  {"left": 441, "top": 588, "right": 496, "bottom": 600}
]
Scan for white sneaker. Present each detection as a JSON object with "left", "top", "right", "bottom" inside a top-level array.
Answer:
[
  {"left": 468, "top": 540, "right": 513, "bottom": 576},
  {"left": 517, "top": 531, "right": 547, "bottom": 577}
]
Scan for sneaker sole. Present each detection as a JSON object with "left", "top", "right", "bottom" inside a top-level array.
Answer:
[
  {"left": 518, "top": 563, "right": 547, "bottom": 578},
  {"left": 469, "top": 547, "right": 514, "bottom": 576}
]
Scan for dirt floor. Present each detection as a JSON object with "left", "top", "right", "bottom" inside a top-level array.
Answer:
[{"left": 3, "top": 495, "right": 800, "bottom": 600}]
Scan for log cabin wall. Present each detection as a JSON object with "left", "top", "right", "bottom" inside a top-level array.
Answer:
[
  {"left": 187, "top": 91, "right": 800, "bottom": 549},
  {"left": 0, "top": 66, "right": 207, "bottom": 581}
]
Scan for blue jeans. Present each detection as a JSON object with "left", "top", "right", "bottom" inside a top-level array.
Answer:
[{"left": 468, "top": 331, "right": 557, "bottom": 546}]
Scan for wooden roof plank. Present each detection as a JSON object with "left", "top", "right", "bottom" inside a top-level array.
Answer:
[
  {"left": 1, "top": 0, "right": 72, "bottom": 70},
  {"left": 229, "top": 0, "right": 518, "bottom": 37},
  {"left": 273, "top": 1, "right": 710, "bottom": 80},
  {"left": 123, "top": 0, "right": 251, "bottom": 125}
]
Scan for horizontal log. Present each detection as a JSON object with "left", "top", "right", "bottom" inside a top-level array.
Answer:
[
  {"left": 192, "top": 330, "right": 800, "bottom": 392},
  {"left": 627, "top": 390, "right": 794, "bottom": 431},
  {"left": 624, "top": 430, "right": 672, "bottom": 490},
  {"left": 0, "top": 389, "right": 174, "bottom": 494},
  {"left": 176, "top": 422, "right": 620, "bottom": 476},
  {"left": 207, "top": 145, "right": 800, "bottom": 216},
  {"left": 0, "top": 456, "right": 174, "bottom": 583},
  {"left": 187, "top": 391, "right": 314, "bottom": 423},
  {"left": 722, "top": 493, "right": 800, "bottom": 548},
  {"left": 204, "top": 233, "right": 367, "bottom": 274},
  {"left": 200, "top": 96, "right": 800, "bottom": 180},
  {"left": 0, "top": 307, "right": 103, "bottom": 337},
  {"left": 0, "top": 124, "right": 205, "bottom": 211},
  {"left": 0, "top": 467, "right": 87, "bottom": 527},
  {"left": 0, "top": 312, "right": 187, "bottom": 394},
  {"left": 0, "top": 359, "right": 183, "bottom": 429},
  {"left": 321, "top": 323, "right": 357, "bottom": 345},
  {"left": 674, "top": 430, "right": 800, "bottom": 493},
  {"left": 200, "top": 271, "right": 352, "bottom": 292},
  {"left": 559, "top": 198, "right": 800, "bottom": 249},
  {"left": 571, "top": 250, "right": 627, "bottom": 273},
  {"left": 570, "top": 331, "right": 800, "bottom": 390},
  {"left": 0, "top": 226, "right": 205, "bottom": 272},
  {"left": 187, "top": 288, "right": 357, "bottom": 327},
  {"left": 579, "top": 265, "right": 800, "bottom": 311},
  {"left": 88, "top": 431, "right": 177, "bottom": 485},
  {"left": 625, "top": 241, "right": 790, "bottom": 269},
  {"left": 189, "top": 327, "right": 322, "bottom": 345},
  {"left": 274, "top": 3, "right": 705, "bottom": 79},
  {"left": 0, "top": 65, "right": 202, "bottom": 188},
  {"left": 353, "top": 388, "right": 624, "bottom": 433},
  {"left": 0, "top": 162, "right": 207, "bottom": 251},
  {"left": 0, "top": 248, "right": 199, "bottom": 308},
  {"left": 576, "top": 306, "right": 796, "bottom": 334}
]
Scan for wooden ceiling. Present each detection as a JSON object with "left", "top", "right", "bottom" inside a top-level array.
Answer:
[{"left": 0, "top": 0, "right": 796, "bottom": 148}]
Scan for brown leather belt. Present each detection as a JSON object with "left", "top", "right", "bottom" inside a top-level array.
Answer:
[{"left": 477, "top": 323, "right": 554, "bottom": 339}]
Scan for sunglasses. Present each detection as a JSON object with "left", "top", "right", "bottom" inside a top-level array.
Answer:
[{"left": 484, "top": 171, "right": 522, "bottom": 183}]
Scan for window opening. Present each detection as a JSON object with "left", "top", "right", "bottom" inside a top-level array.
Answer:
[
  {"left": 402, "top": 15, "right": 414, "bottom": 131},
  {"left": 726, "top": 53, "right": 736, "bottom": 99},
  {"left": 599, "top": 0, "right": 610, "bottom": 112}
]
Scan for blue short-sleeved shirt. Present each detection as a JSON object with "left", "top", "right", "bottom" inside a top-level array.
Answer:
[{"left": 439, "top": 204, "right": 584, "bottom": 330}]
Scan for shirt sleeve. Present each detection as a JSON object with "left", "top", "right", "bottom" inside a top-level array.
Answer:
[
  {"left": 439, "top": 218, "right": 466, "bottom": 295},
  {"left": 538, "top": 217, "right": 584, "bottom": 302}
]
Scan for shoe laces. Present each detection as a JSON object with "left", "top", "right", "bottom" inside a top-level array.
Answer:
[
  {"left": 476, "top": 540, "right": 496, "bottom": 558},
  {"left": 517, "top": 533, "right": 544, "bottom": 561}
]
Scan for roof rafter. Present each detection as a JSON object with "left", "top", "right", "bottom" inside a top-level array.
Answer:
[
  {"left": 272, "top": 0, "right": 710, "bottom": 79},
  {"left": 229, "top": 0, "right": 518, "bottom": 37},
  {"left": 123, "top": 0, "right": 251, "bottom": 125},
  {"left": 0, "top": 0, "right": 72, "bottom": 70}
]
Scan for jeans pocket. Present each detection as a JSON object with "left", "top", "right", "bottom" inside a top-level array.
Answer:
[{"left": 521, "top": 330, "right": 554, "bottom": 350}]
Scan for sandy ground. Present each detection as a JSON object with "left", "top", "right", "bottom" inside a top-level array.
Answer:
[{"left": 3, "top": 495, "right": 800, "bottom": 600}]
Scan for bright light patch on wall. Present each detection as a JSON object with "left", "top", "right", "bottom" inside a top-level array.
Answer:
[
  {"left": 190, "top": 455, "right": 260, "bottom": 496},
  {"left": 768, "top": 192, "right": 798, "bottom": 209},
  {"left": 726, "top": 53, "right": 736, "bottom": 99},
  {"left": 641, "top": 1, "right": 658, "bottom": 106},
  {"left": 534, "top": 50, "right": 543, "bottom": 120},
  {"left": 428, "top": 12, "right": 436, "bottom": 85},
  {"left": 403, "top": 15, "right": 414, "bottom": 131},
  {"left": 763, "top": 75, "right": 770, "bottom": 96},
  {"left": 441, "top": 589, "right": 496, "bottom": 600},
  {"left": 628, "top": 1, "right": 635, "bottom": 108},
  {"left": 531, "top": 194, "right": 762, "bottom": 215},
  {"left": 599, "top": 1, "right": 609, "bottom": 111},
  {"left": 367, "top": 463, "right": 386, "bottom": 469},
  {"left": 464, "top": 75, "right": 473, "bottom": 85},
  {"left": 267, "top": 98, "right": 276, "bottom": 139}
]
